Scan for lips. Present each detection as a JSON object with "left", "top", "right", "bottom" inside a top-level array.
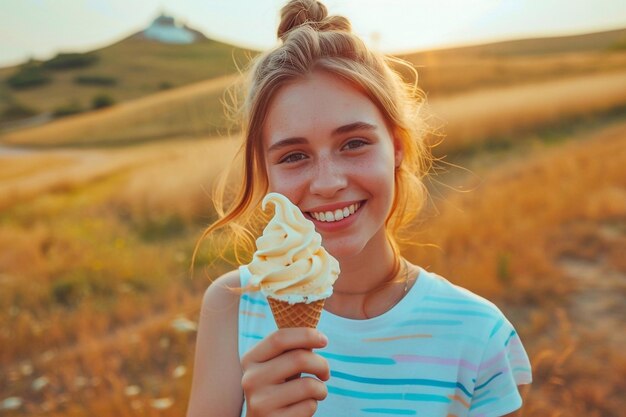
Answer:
[{"left": 307, "top": 201, "right": 363, "bottom": 223}]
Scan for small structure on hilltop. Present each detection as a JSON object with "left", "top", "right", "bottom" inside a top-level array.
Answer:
[{"left": 141, "top": 13, "right": 205, "bottom": 44}]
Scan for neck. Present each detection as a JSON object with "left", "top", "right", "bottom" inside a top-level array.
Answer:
[
  {"left": 325, "top": 229, "right": 404, "bottom": 319},
  {"left": 332, "top": 230, "right": 397, "bottom": 294}
]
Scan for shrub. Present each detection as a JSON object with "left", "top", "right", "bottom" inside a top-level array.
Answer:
[
  {"left": 138, "top": 215, "right": 186, "bottom": 241},
  {"left": 74, "top": 75, "right": 117, "bottom": 86},
  {"left": 92, "top": 93, "right": 115, "bottom": 109},
  {"left": 0, "top": 101, "right": 38, "bottom": 122},
  {"left": 51, "top": 277, "right": 87, "bottom": 307},
  {"left": 497, "top": 252, "right": 512, "bottom": 285},
  {"left": 609, "top": 39, "right": 626, "bottom": 51},
  {"left": 53, "top": 101, "right": 83, "bottom": 118},
  {"left": 6, "top": 64, "right": 50, "bottom": 89},
  {"left": 42, "top": 52, "right": 98, "bottom": 70},
  {"left": 158, "top": 81, "right": 173, "bottom": 90}
]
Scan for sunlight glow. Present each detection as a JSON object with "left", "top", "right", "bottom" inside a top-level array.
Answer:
[{"left": 1, "top": 0, "right": 626, "bottom": 66}]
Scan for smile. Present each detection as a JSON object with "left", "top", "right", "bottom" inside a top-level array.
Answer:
[{"left": 309, "top": 202, "right": 362, "bottom": 222}]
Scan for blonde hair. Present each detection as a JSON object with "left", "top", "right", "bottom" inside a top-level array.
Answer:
[{"left": 193, "top": 0, "right": 431, "bottom": 269}]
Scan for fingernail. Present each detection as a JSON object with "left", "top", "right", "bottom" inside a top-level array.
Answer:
[{"left": 319, "top": 332, "right": 328, "bottom": 345}]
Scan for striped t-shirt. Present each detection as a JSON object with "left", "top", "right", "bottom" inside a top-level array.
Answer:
[{"left": 238, "top": 266, "right": 532, "bottom": 417}]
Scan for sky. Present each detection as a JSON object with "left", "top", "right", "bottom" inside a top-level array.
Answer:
[{"left": 1, "top": 0, "right": 626, "bottom": 68}]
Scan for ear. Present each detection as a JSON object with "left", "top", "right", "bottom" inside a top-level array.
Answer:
[{"left": 394, "top": 136, "right": 404, "bottom": 168}]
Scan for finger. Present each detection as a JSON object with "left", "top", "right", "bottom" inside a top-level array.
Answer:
[
  {"left": 275, "top": 399, "right": 319, "bottom": 417},
  {"left": 280, "top": 349, "right": 330, "bottom": 383},
  {"left": 243, "top": 349, "right": 330, "bottom": 387},
  {"left": 242, "top": 328, "right": 327, "bottom": 367},
  {"left": 246, "top": 377, "right": 327, "bottom": 415}
]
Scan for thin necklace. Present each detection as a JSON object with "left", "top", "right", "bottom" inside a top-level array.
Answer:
[{"left": 333, "top": 258, "right": 411, "bottom": 296}]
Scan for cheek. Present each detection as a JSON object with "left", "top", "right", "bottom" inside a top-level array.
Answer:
[
  {"left": 353, "top": 150, "right": 396, "bottom": 185},
  {"left": 266, "top": 167, "right": 305, "bottom": 198}
]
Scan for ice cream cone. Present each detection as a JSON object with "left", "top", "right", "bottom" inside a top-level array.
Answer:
[
  {"left": 247, "top": 193, "right": 339, "bottom": 381},
  {"left": 267, "top": 298, "right": 325, "bottom": 329}
]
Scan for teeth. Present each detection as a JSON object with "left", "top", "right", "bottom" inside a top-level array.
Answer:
[{"left": 310, "top": 202, "right": 361, "bottom": 222}]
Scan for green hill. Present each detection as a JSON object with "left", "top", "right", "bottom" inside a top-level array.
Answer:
[{"left": 0, "top": 35, "right": 256, "bottom": 122}]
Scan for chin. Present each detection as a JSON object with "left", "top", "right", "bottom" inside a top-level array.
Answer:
[{"left": 323, "top": 239, "right": 366, "bottom": 263}]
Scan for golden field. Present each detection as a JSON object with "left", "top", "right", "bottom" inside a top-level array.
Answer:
[{"left": 1, "top": 31, "right": 626, "bottom": 416}]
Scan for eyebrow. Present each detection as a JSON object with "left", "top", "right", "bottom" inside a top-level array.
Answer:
[{"left": 267, "top": 121, "right": 377, "bottom": 152}]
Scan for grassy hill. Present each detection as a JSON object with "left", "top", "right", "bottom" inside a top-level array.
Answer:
[
  {"left": 414, "top": 26, "right": 626, "bottom": 57},
  {"left": 398, "top": 27, "right": 626, "bottom": 95},
  {"left": 2, "top": 26, "right": 625, "bottom": 125},
  {"left": 0, "top": 36, "right": 256, "bottom": 121}
]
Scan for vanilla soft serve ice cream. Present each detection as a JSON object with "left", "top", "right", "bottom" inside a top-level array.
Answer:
[{"left": 247, "top": 192, "right": 340, "bottom": 304}]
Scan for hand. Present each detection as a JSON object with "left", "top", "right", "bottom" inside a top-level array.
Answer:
[{"left": 241, "top": 328, "right": 330, "bottom": 417}]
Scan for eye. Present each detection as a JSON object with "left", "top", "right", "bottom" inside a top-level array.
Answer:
[
  {"left": 342, "top": 138, "right": 368, "bottom": 150},
  {"left": 279, "top": 152, "right": 308, "bottom": 164}
]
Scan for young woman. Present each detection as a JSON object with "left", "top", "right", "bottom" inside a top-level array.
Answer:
[{"left": 187, "top": 1, "right": 532, "bottom": 416}]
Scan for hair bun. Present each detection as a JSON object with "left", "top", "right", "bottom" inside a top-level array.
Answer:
[{"left": 277, "top": 0, "right": 351, "bottom": 41}]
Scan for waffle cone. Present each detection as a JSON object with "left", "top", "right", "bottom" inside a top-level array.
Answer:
[
  {"left": 267, "top": 298, "right": 325, "bottom": 329},
  {"left": 267, "top": 298, "right": 325, "bottom": 381}
]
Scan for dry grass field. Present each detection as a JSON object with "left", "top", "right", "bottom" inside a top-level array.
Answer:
[
  {"left": 408, "top": 120, "right": 626, "bottom": 416},
  {"left": 1, "top": 31, "right": 626, "bottom": 417},
  {"left": 0, "top": 75, "right": 237, "bottom": 147},
  {"left": 430, "top": 70, "right": 626, "bottom": 153}
]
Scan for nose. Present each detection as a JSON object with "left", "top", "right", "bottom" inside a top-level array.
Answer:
[{"left": 309, "top": 154, "right": 347, "bottom": 198}]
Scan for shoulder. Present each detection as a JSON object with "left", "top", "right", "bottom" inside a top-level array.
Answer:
[
  {"left": 419, "top": 269, "right": 511, "bottom": 336},
  {"left": 197, "top": 269, "right": 243, "bottom": 338},
  {"left": 422, "top": 269, "right": 503, "bottom": 313},
  {"left": 201, "top": 269, "right": 242, "bottom": 314}
]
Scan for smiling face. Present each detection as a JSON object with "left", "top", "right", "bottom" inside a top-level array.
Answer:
[{"left": 262, "top": 70, "right": 402, "bottom": 261}]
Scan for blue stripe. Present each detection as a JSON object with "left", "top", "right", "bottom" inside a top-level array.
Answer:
[
  {"left": 362, "top": 408, "right": 417, "bottom": 415},
  {"left": 242, "top": 294, "right": 267, "bottom": 306},
  {"left": 512, "top": 366, "right": 532, "bottom": 374},
  {"left": 490, "top": 318, "right": 504, "bottom": 337},
  {"left": 242, "top": 333, "right": 263, "bottom": 340},
  {"left": 320, "top": 352, "right": 396, "bottom": 365},
  {"left": 398, "top": 319, "right": 463, "bottom": 326},
  {"left": 331, "top": 370, "right": 473, "bottom": 398},
  {"left": 416, "top": 307, "right": 496, "bottom": 319},
  {"left": 470, "top": 396, "right": 499, "bottom": 409},
  {"left": 328, "top": 385, "right": 451, "bottom": 403},
  {"left": 475, "top": 372, "right": 503, "bottom": 390},
  {"left": 504, "top": 330, "right": 517, "bottom": 346}
]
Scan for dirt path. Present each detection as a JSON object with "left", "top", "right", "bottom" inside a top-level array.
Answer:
[
  {"left": 0, "top": 135, "right": 238, "bottom": 211},
  {"left": 557, "top": 221, "right": 626, "bottom": 348}
]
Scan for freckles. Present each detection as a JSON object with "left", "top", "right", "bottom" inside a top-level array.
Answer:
[
  {"left": 268, "top": 167, "right": 305, "bottom": 194},
  {"left": 353, "top": 153, "right": 394, "bottom": 176}
]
